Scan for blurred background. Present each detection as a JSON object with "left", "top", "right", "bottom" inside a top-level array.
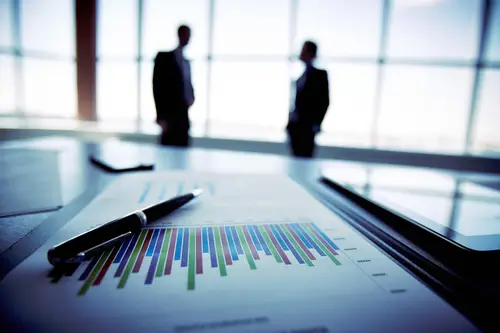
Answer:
[{"left": 0, "top": 0, "right": 499, "bottom": 156}]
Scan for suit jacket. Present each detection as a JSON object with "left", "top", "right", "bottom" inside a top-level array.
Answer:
[
  {"left": 152, "top": 50, "right": 194, "bottom": 130},
  {"left": 288, "top": 66, "right": 329, "bottom": 132}
]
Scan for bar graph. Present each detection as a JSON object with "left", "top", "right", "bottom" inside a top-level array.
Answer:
[
  {"left": 138, "top": 181, "right": 216, "bottom": 203},
  {"left": 48, "top": 222, "right": 341, "bottom": 296}
]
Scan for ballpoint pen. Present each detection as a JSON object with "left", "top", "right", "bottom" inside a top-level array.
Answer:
[{"left": 47, "top": 188, "right": 203, "bottom": 265}]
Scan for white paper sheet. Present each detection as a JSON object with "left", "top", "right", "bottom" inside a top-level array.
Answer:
[{"left": 0, "top": 172, "right": 479, "bottom": 333}]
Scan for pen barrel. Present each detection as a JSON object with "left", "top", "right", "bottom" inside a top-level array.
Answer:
[
  {"left": 144, "top": 193, "right": 194, "bottom": 222},
  {"left": 47, "top": 212, "right": 143, "bottom": 265}
]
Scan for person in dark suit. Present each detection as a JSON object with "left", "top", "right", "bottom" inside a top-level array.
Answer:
[
  {"left": 286, "top": 41, "right": 329, "bottom": 158},
  {"left": 153, "top": 25, "right": 195, "bottom": 147}
]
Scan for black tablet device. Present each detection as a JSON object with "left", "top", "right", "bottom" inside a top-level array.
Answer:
[
  {"left": 320, "top": 165, "right": 500, "bottom": 253},
  {"left": 89, "top": 140, "right": 155, "bottom": 173}
]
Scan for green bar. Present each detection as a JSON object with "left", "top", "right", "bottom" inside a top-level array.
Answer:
[
  {"left": 78, "top": 249, "right": 112, "bottom": 296},
  {"left": 214, "top": 227, "right": 227, "bottom": 276},
  {"left": 300, "top": 224, "right": 341, "bottom": 265},
  {"left": 118, "top": 230, "right": 147, "bottom": 288},
  {"left": 280, "top": 224, "right": 314, "bottom": 267},
  {"left": 188, "top": 227, "right": 196, "bottom": 290},
  {"left": 236, "top": 226, "right": 256, "bottom": 270},
  {"left": 258, "top": 225, "right": 282, "bottom": 263},
  {"left": 156, "top": 229, "right": 172, "bottom": 277}
]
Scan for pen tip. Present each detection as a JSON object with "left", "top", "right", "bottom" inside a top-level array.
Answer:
[{"left": 192, "top": 188, "right": 203, "bottom": 197}]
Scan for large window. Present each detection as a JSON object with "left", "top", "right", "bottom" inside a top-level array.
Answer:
[{"left": 2, "top": 0, "right": 499, "bottom": 156}]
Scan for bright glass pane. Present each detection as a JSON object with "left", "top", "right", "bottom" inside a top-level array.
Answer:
[
  {"left": 140, "top": 60, "right": 207, "bottom": 124},
  {"left": 0, "top": 55, "right": 15, "bottom": 112},
  {"left": 296, "top": 0, "right": 382, "bottom": 58},
  {"left": 0, "top": 0, "right": 13, "bottom": 48},
  {"left": 377, "top": 65, "right": 474, "bottom": 152},
  {"left": 471, "top": 70, "right": 500, "bottom": 154},
  {"left": 318, "top": 63, "right": 378, "bottom": 147},
  {"left": 213, "top": 0, "right": 290, "bottom": 55},
  {"left": 387, "top": 0, "right": 481, "bottom": 60},
  {"left": 142, "top": 0, "right": 208, "bottom": 60},
  {"left": 20, "top": 0, "right": 75, "bottom": 57},
  {"left": 485, "top": 0, "right": 500, "bottom": 62},
  {"left": 98, "top": 0, "right": 137, "bottom": 58},
  {"left": 23, "top": 59, "right": 76, "bottom": 116},
  {"left": 97, "top": 62, "right": 137, "bottom": 119},
  {"left": 209, "top": 61, "right": 289, "bottom": 139}
]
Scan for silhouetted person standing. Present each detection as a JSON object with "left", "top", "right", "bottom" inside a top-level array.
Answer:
[
  {"left": 153, "top": 25, "right": 195, "bottom": 147},
  {"left": 287, "top": 41, "right": 329, "bottom": 157}
]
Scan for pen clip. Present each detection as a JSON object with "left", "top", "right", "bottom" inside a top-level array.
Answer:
[{"left": 65, "top": 231, "right": 133, "bottom": 264}]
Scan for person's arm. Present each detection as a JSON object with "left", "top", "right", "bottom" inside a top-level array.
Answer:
[{"left": 314, "top": 70, "right": 330, "bottom": 127}]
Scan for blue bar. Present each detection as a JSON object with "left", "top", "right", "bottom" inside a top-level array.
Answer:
[
  {"left": 79, "top": 254, "right": 101, "bottom": 281},
  {"left": 139, "top": 182, "right": 151, "bottom": 203},
  {"left": 294, "top": 224, "right": 326, "bottom": 256},
  {"left": 181, "top": 228, "right": 189, "bottom": 267},
  {"left": 174, "top": 228, "right": 183, "bottom": 260},
  {"left": 146, "top": 229, "right": 160, "bottom": 256},
  {"left": 208, "top": 182, "right": 215, "bottom": 195},
  {"left": 158, "top": 183, "right": 166, "bottom": 200},
  {"left": 311, "top": 223, "right": 339, "bottom": 250},
  {"left": 230, "top": 226, "right": 244, "bottom": 254},
  {"left": 291, "top": 224, "right": 312, "bottom": 249},
  {"left": 224, "top": 226, "right": 239, "bottom": 260},
  {"left": 202, "top": 227, "right": 209, "bottom": 253},
  {"left": 275, "top": 225, "right": 304, "bottom": 264},
  {"left": 208, "top": 227, "right": 217, "bottom": 268},
  {"left": 113, "top": 235, "right": 133, "bottom": 263},
  {"left": 270, "top": 224, "right": 288, "bottom": 250},
  {"left": 253, "top": 225, "right": 271, "bottom": 255},
  {"left": 177, "top": 182, "right": 184, "bottom": 195},
  {"left": 248, "top": 225, "right": 262, "bottom": 251}
]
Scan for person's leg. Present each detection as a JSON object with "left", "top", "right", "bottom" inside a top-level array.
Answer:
[
  {"left": 288, "top": 128, "right": 315, "bottom": 158},
  {"left": 159, "top": 130, "right": 190, "bottom": 147}
]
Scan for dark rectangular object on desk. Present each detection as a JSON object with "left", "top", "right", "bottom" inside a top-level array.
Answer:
[{"left": 0, "top": 149, "right": 63, "bottom": 218}]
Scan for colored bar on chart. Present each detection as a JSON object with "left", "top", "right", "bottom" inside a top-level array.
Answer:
[
  {"left": 114, "top": 232, "right": 140, "bottom": 277},
  {"left": 133, "top": 229, "right": 154, "bottom": 273},
  {"left": 236, "top": 226, "right": 257, "bottom": 270},
  {"left": 294, "top": 224, "right": 325, "bottom": 256},
  {"left": 281, "top": 225, "right": 313, "bottom": 267},
  {"left": 305, "top": 224, "right": 338, "bottom": 256},
  {"left": 196, "top": 228, "right": 203, "bottom": 274},
  {"left": 181, "top": 228, "right": 190, "bottom": 267},
  {"left": 118, "top": 230, "right": 147, "bottom": 288},
  {"left": 208, "top": 227, "right": 218, "bottom": 268},
  {"left": 291, "top": 224, "right": 312, "bottom": 249},
  {"left": 231, "top": 226, "right": 244, "bottom": 255},
  {"left": 188, "top": 228, "right": 196, "bottom": 290},
  {"left": 146, "top": 229, "right": 160, "bottom": 256},
  {"left": 158, "top": 183, "right": 166, "bottom": 200},
  {"left": 202, "top": 227, "right": 209, "bottom": 253},
  {"left": 219, "top": 226, "right": 233, "bottom": 265},
  {"left": 275, "top": 224, "right": 305, "bottom": 264},
  {"left": 270, "top": 224, "right": 289, "bottom": 250},
  {"left": 285, "top": 224, "right": 316, "bottom": 260},
  {"left": 113, "top": 235, "right": 133, "bottom": 263},
  {"left": 174, "top": 228, "right": 183, "bottom": 260},
  {"left": 263, "top": 225, "right": 290, "bottom": 265},
  {"left": 80, "top": 254, "right": 101, "bottom": 281},
  {"left": 93, "top": 245, "right": 120, "bottom": 285},
  {"left": 165, "top": 228, "right": 178, "bottom": 275},
  {"left": 208, "top": 182, "right": 215, "bottom": 195},
  {"left": 78, "top": 249, "right": 111, "bottom": 296},
  {"left": 242, "top": 226, "right": 259, "bottom": 260},
  {"left": 214, "top": 227, "right": 227, "bottom": 276},
  {"left": 224, "top": 226, "right": 239, "bottom": 261},
  {"left": 258, "top": 226, "right": 283, "bottom": 263},
  {"left": 302, "top": 225, "right": 341, "bottom": 265},
  {"left": 177, "top": 182, "right": 184, "bottom": 195},
  {"left": 146, "top": 228, "right": 166, "bottom": 284},
  {"left": 157, "top": 228, "right": 172, "bottom": 277},
  {"left": 253, "top": 225, "right": 271, "bottom": 255},
  {"left": 139, "top": 182, "right": 151, "bottom": 203},
  {"left": 248, "top": 225, "right": 262, "bottom": 251},
  {"left": 310, "top": 223, "right": 340, "bottom": 251}
]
